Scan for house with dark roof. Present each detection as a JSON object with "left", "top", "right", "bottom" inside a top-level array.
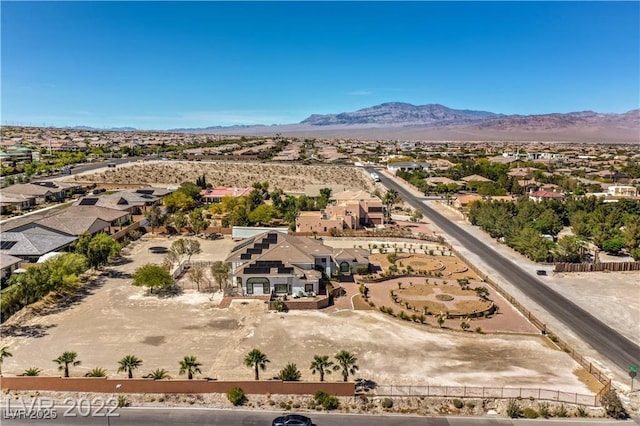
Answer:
[
  {"left": 0, "top": 232, "right": 77, "bottom": 262},
  {"left": 226, "top": 232, "right": 369, "bottom": 297}
]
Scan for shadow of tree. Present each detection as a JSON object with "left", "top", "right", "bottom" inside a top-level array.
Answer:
[
  {"left": 1, "top": 323, "right": 57, "bottom": 338},
  {"left": 38, "top": 275, "right": 109, "bottom": 317}
]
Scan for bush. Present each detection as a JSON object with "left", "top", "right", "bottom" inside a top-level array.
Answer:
[
  {"left": 356, "top": 266, "right": 369, "bottom": 275},
  {"left": 553, "top": 404, "right": 568, "bottom": 418},
  {"left": 575, "top": 405, "right": 588, "bottom": 417},
  {"left": 314, "top": 391, "right": 329, "bottom": 405},
  {"left": 322, "top": 395, "right": 339, "bottom": 410},
  {"left": 117, "top": 395, "right": 130, "bottom": 408},
  {"left": 600, "top": 390, "right": 628, "bottom": 419},
  {"left": 381, "top": 398, "right": 394, "bottom": 409},
  {"left": 523, "top": 407, "right": 539, "bottom": 418},
  {"left": 227, "top": 387, "right": 246, "bottom": 406},
  {"left": 278, "top": 363, "right": 301, "bottom": 381},
  {"left": 537, "top": 402, "right": 550, "bottom": 418},
  {"left": 506, "top": 400, "right": 522, "bottom": 418},
  {"left": 452, "top": 399, "right": 463, "bottom": 409},
  {"left": 465, "top": 401, "right": 476, "bottom": 409}
]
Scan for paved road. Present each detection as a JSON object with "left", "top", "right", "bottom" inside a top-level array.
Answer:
[
  {"left": 0, "top": 406, "right": 626, "bottom": 425},
  {"left": 35, "top": 156, "right": 146, "bottom": 181},
  {"left": 368, "top": 167, "right": 640, "bottom": 376}
]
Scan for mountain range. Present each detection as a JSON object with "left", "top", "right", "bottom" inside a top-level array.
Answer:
[{"left": 68, "top": 103, "right": 640, "bottom": 142}]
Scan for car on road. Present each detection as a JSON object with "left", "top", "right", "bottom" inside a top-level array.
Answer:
[{"left": 271, "top": 414, "right": 313, "bottom": 426}]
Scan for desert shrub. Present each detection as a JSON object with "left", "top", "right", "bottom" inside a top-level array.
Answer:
[
  {"left": 523, "top": 407, "right": 539, "bottom": 418},
  {"left": 506, "top": 400, "right": 522, "bottom": 418},
  {"left": 356, "top": 266, "right": 369, "bottom": 275},
  {"left": 278, "top": 363, "right": 301, "bottom": 381},
  {"left": 314, "top": 391, "right": 328, "bottom": 405},
  {"left": 452, "top": 399, "right": 463, "bottom": 409},
  {"left": 227, "top": 387, "right": 246, "bottom": 406},
  {"left": 117, "top": 395, "right": 130, "bottom": 408},
  {"left": 322, "top": 395, "right": 340, "bottom": 410},
  {"left": 381, "top": 398, "right": 394, "bottom": 409},
  {"left": 537, "top": 402, "right": 550, "bottom": 418},
  {"left": 475, "top": 327, "right": 484, "bottom": 334},
  {"left": 575, "top": 405, "right": 588, "bottom": 417},
  {"left": 600, "top": 390, "right": 628, "bottom": 419},
  {"left": 465, "top": 401, "right": 476, "bottom": 409},
  {"left": 553, "top": 404, "right": 568, "bottom": 418}
]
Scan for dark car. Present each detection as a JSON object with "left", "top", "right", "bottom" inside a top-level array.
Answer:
[
  {"left": 536, "top": 269, "right": 547, "bottom": 276},
  {"left": 272, "top": 414, "right": 312, "bottom": 426}
]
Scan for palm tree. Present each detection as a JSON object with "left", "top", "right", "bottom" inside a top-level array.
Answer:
[
  {"left": 244, "top": 349, "right": 270, "bottom": 381},
  {"left": 310, "top": 355, "right": 334, "bottom": 382},
  {"left": 383, "top": 189, "right": 400, "bottom": 223},
  {"left": 333, "top": 351, "right": 359, "bottom": 382},
  {"left": 53, "top": 351, "right": 81, "bottom": 378},
  {"left": 85, "top": 367, "right": 107, "bottom": 377},
  {"left": 144, "top": 368, "right": 170, "bottom": 380},
  {"left": 0, "top": 346, "right": 12, "bottom": 376},
  {"left": 179, "top": 355, "right": 202, "bottom": 380},
  {"left": 117, "top": 355, "right": 142, "bottom": 379}
]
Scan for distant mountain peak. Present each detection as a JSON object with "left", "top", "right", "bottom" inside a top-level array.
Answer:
[{"left": 300, "top": 102, "right": 500, "bottom": 126}]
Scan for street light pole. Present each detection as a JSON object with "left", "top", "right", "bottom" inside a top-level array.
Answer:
[{"left": 107, "top": 383, "right": 122, "bottom": 426}]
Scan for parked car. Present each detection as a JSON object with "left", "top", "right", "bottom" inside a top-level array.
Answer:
[
  {"left": 536, "top": 269, "right": 547, "bottom": 276},
  {"left": 272, "top": 414, "right": 313, "bottom": 426}
]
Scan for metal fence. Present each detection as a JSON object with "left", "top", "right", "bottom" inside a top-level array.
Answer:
[{"left": 374, "top": 385, "right": 598, "bottom": 406}]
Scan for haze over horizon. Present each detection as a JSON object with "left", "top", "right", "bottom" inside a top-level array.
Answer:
[{"left": 2, "top": 2, "right": 639, "bottom": 129}]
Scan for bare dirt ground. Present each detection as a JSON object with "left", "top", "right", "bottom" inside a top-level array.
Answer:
[
  {"left": 1, "top": 236, "right": 595, "bottom": 396},
  {"left": 72, "top": 161, "right": 375, "bottom": 192}
]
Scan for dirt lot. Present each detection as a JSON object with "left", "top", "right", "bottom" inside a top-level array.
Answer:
[
  {"left": 0, "top": 235, "right": 596, "bottom": 395},
  {"left": 72, "top": 161, "right": 375, "bottom": 192}
]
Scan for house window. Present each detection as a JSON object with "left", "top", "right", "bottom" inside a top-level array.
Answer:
[
  {"left": 320, "top": 258, "right": 326, "bottom": 263},
  {"left": 247, "top": 277, "right": 269, "bottom": 295},
  {"left": 274, "top": 284, "right": 288, "bottom": 294},
  {"left": 340, "top": 261, "right": 350, "bottom": 273},
  {"left": 305, "top": 284, "right": 314, "bottom": 293}
]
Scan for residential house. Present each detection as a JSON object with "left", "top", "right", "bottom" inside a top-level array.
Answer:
[
  {"left": 0, "top": 253, "right": 22, "bottom": 283},
  {"left": 528, "top": 190, "right": 565, "bottom": 203},
  {"left": 461, "top": 174, "right": 493, "bottom": 184},
  {"left": 296, "top": 190, "right": 384, "bottom": 233},
  {"left": 0, "top": 232, "right": 77, "bottom": 262},
  {"left": 0, "top": 192, "right": 36, "bottom": 214},
  {"left": 386, "top": 162, "right": 429, "bottom": 174},
  {"left": 200, "top": 187, "right": 252, "bottom": 203},
  {"left": 453, "top": 194, "right": 483, "bottom": 211},
  {"left": 1, "top": 183, "right": 62, "bottom": 205},
  {"left": 607, "top": 185, "right": 638, "bottom": 198},
  {"left": 226, "top": 232, "right": 370, "bottom": 297}
]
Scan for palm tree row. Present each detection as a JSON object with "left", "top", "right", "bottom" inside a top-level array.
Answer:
[
  {"left": 244, "top": 348, "right": 359, "bottom": 382},
  {"left": 3, "top": 347, "right": 359, "bottom": 382}
]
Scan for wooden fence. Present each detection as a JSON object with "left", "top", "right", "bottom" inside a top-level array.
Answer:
[
  {"left": 374, "top": 385, "right": 598, "bottom": 406},
  {"left": 554, "top": 262, "right": 640, "bottom": 273}
]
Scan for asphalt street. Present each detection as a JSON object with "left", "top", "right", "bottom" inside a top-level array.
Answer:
[
  {"left": 0, "top": 406, "right": 627, "bottom": 425},
  {"left": 368, "top": 167, "right": 640, "bottom": 376}
]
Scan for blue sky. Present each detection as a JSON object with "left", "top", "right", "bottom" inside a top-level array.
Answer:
[{"left": 2, "top": 1, "right": 639, "bottom": 129}]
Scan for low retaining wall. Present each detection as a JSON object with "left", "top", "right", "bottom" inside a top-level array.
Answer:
[
  {"left": 0, "top": 377, "right": 354, "bottom": 396},
  {"left": 269, "top": 296, "right": 330, "bottom": 310}
]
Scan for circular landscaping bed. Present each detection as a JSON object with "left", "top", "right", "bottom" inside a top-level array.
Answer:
[{"left": 436, "top": 294, "right": 454, "bottom": 301}]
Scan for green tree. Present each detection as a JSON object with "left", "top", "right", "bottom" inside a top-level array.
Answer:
[
  {"left": 169, "top": 211, "right": 187, "bottom": 231},
  {"left": 248, "top": 204, "right": 277, "bottom": 225},
  {"left": 163, "top": 191, "right": 195, "bottom": 213},
  {"left": 602, "top": 237, "right": 625, "bottom": 255},
  {"left": 278, "top": 363, "right": 301, "bottom": 381},
  {"left": 310, "top": 355, "right": 334, "bottom": 382},
  {"left": 132, "top": 264, "right": 173, "bottom": 293},
  {"left": 117, "top": 355, "right": 142, "bottom": 379},
  {"left": 77, "top": 233, "right": 121, "bottom": 269},
  {"left": 622, "top": 216, "right": 640, "bottom": 251},
  {"left": 244, "top": 349, "right": 270, "bottom": 381},
  {"left": 53, "top": 351, "right": 81, "bottom": 378},
  {"left": 553, "top": 235, "right": 585, "bottom": 263},
  {"left": 383, "top": 190, "right": 400, "bottom": 222},
  {"left": 179, "top": 355, "right": 202, "bottom": 380},
  {"left": 333, "top": 350, "right": 359, "bottom": 382},
  {"left": 188, "top": 209, "right": 210, "bottom": 234},
  {"left": 210, "top": 261, "right": 231, "bottom": 291},
  {"left": 187, "top": 265, "right": 208, "bottom": 291},
  {"left": 0, "top": 346, "right": 12, "bottom": 376},
  {"left": 145, "top": 206, "right": 165, "bottom": 233}
]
